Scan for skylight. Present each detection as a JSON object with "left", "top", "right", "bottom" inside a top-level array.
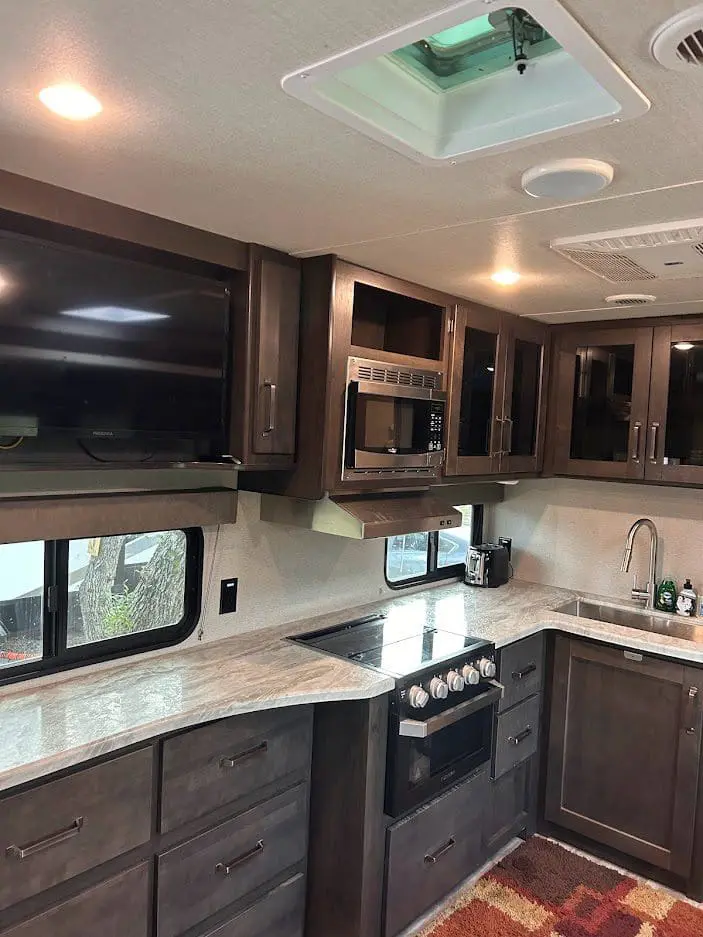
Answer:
[{"left": 281, "top": 0, "right": 650, "bottom": 165}]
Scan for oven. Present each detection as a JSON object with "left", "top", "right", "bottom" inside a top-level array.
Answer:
[
  {"left": 386, "top": 678, "right": 502, "bottom": 817},
  {"left": 343, "top": 356, "right": 445, "bottom": 480}
]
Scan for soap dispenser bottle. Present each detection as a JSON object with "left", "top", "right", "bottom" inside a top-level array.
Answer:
[
  {"left": 676, "top": 580, "right": 697, "bottom": 618},
  {"left": 656, "top": 577, "right": 677, "bottom": 613}
]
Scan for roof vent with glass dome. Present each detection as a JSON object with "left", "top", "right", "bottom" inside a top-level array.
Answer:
[{"left": 282, "top": 0, "right": 649, "bottom": 164}]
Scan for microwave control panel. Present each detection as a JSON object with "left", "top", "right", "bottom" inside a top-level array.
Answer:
[{"left": 428, "top": 401, "right": 445, "bottom": 452}]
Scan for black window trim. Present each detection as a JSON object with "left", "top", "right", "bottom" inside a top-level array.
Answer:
[
  {"left": 384, "top": 505, "right": 484, "bottom": 590},
  {"left": 0, "top": 527, "right": 203, "bottom": 688}
]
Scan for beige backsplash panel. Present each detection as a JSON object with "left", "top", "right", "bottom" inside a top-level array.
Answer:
[{"left": 487, "top": 478, "right": 703, "bottom": 599}]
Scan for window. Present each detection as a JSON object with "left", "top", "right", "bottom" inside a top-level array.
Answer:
[
  {"left": 0, "top": 528, "right": 202, "bottom": 685},
  {"left": 385, "top": 505, "right": 482, "bottom": 588}
]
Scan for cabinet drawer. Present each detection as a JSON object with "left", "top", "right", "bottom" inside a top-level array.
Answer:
[
  {"left": 198, "top": 873, "right": 305, "bottom": 937},
  {"left": 1, "top": 863, "right": 151, "bottom": 937},
  {"left": 493, "top": 695, "right": 540, "bottom": 780},
  {"left": 0, "top": 748, "right": 153, "bottom": 912},
  {"left": 385, "top": 768, "right": 488, "bottom": 937},
  {"left": 498, "top": 635, "right": 543, "bottom": 712},
  {"left": 484, "top": 759, "right": 532, "bottom": 857},
  {"left": 160, "top": 706, "right": 312, "bottom": 832},
  {"left": 157, "top": 783, "right": 308, "bottom": 937}
]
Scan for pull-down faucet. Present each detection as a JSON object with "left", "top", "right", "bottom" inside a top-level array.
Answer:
[{"left": 620, "top": 518, "right": 659, "bottom": 610}]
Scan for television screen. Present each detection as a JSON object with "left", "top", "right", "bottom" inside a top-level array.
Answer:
[{"left": 0, "top": 232, "right": 229, "bottom": 446}]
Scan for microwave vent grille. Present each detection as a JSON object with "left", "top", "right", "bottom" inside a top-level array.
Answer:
[{"left": 356, "top": 365, "right": 440, "bottom": 390}]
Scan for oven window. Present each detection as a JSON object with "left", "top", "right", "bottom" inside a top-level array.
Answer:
[
  {"left": 408, "top": 710, "right": 492, "bottom": 788},
  {"left": 385, "top": 505, "right": 482, "bottom": 588},
  {"left": 355, "top": 395, "right": 426, "bottom": 453}
]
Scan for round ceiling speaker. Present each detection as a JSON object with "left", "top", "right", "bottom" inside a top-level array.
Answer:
[
  {"left": 651, "top": 6, "right": 703, "bottom": 71},
  {"left": 605, "top": 294, "right": 657, "bottom": 306},
  {"left": 521, "top": 159, "right": 614, "bottom": 199}
]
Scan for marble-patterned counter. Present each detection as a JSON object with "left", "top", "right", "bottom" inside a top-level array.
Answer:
[{"left": 2, "top": 578, "right": 703, "bottom": 793}]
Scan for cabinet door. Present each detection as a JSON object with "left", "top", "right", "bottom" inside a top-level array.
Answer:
[
  {"left": 250, "top": 247, "right": 301, "bottom": 457},
  {"left": 499, "top": 317, "right": 548, "bottom": 475},
  {"left": 647, "top": 321, "right": 703, "bottom": 484},
  {"left": 445, "top": 304, "right": 505, "bottom": 476},
  {"left": 549, "top": 327, "right": 653, "bottom": 479},
  {"left": 545, "top": 636, "right": 703, "bottom": 877}
]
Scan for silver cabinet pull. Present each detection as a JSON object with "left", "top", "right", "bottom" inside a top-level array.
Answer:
[
  {"left": 508, "top": 726, "right": 532, "bottom": 746},
  {"left": 631, "top": 421, "right": 642, "bottom": 462},
  {"left": 262, "top": 382, "right": 277, "bottom": 435},
  {"left": 511, "top": 664, "right": 536, "bottom": 681},
  {"left": 424, "top": 837, "right": 455, "bottom": 865},
  {"left": 216, "top": 840, "right": 264, "bottom": 876},
  {"left": 648, "top": 422, "right": 659, "bottom": 463},
  {"left": 220, "top": 740, "right": 268, "bottom": 769},
  {"left": 6, "top": 817, "right": 84, "bottom": 860},
  {"left": 502, "top": 416, "right": 514, "bottom": 456},
  {"left": 491, "top": 417, "right": 505, "bottom": 458},
  {"left": 685, "top": 686, "right": 700, "bottom": 736}
]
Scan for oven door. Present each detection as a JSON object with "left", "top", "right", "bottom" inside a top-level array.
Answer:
[
  {"left": 386, "top": 682, "right": 501, "bottom": 817},
  {"left": 345, "top": 380, "right": 445, "bottom": 471}
]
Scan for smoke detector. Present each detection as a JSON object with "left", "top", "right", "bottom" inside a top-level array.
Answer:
[
  {"left": 551, "top": 218, "right": 703, "bottom": 282},
  {"left": 521, "top": 158, "right": 614, "bottom": 199},
  {"left": 605, "top": 294, "right": 657, "bottom": 306},
  {"left": 651, "top": 6, "right": 703, "bottom": 70}
]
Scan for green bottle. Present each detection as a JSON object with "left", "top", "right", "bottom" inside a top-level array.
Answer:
[{"left": 656, "top": 577, "right": 677, "bottom": 613}]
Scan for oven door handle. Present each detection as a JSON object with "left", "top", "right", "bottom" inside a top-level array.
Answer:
[
  {"left": 398, "top": 681, "right": 504, "bottom": 739},
  {"left": 353, "top": 379, "right": 446, "bottom": 402}
]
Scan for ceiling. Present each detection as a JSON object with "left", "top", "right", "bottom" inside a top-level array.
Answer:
[{"left": 0, "top": 0, "right": 702, "bottom": 322}]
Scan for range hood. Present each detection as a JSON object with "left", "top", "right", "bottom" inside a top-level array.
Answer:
[{"left": 260, "top": 485, "right": 504, "bottom": 540}]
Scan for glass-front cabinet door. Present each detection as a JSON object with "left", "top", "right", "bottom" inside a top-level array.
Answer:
[
  {"left": 647, "top": 322, "right": 703, "bottom": 484},
  {"left": 445, "top": 305, "right": 504, "bottom": 476},
  {"left": 500, "top": 317, "right": 548, "bottom": 474},
  {"left": 550, "top": 327, "right": 653, "bottom": 479}
]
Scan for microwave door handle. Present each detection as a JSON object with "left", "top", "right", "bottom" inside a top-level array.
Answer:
[
  {"left": 399, "top": 681, "right": 504, "bottom": 738},
  {"left": 353, "top": 379, "right": 446, "bottom": 402}
]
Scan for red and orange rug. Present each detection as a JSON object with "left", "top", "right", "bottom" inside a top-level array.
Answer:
[{"left": 420, "top": 836, "right": 703, "bottom": 936}]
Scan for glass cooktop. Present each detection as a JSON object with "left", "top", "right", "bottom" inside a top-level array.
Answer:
[{"left": 291, "top": 613, "right": 489, "bottom": 679}]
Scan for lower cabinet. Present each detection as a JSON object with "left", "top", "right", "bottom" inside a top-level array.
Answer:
[
  {"left": 483, "top": 758, "right": 535, "bottom": 858},
  {"left": 198, "top": 873, "right": 306, "bottom": 937},
  {"left": 545, "top": 635, "right": 703, "bottom": 878}
]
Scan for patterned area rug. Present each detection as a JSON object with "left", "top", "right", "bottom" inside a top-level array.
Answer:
[{"left": 420, "top": 836, "right": 703, "bottom": 936}]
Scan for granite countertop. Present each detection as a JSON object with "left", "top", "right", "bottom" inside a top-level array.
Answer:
[{"left": 3, "top": 578, "right": 703, "bottom": 793}]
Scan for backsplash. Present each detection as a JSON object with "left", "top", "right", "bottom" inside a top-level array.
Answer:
[{"left": 486, "top": 478, "right": 703, "bottom": 601}]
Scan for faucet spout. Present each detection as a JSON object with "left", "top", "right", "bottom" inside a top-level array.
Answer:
[{"left": 621, "top": 518, "right": 659, "bottom": 609}]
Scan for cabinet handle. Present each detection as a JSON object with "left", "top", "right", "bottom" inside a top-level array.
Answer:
[
  {"left": 648, "top": 422, "right": 659, "bottom": 464},
  {"left": 424, "top": 837, "right": 456, "bottom": 864},
  {"left": 631, "top": 421, "right": 642, "bottom": 462},
  {"left": 6, "top": 817, "right": 84, "bottom": 861},
  {"left": 502, "top": 417, "right": 514, "bottom": 457},
  {"left": 215, "top": 840, "right": 264, "bottom": 876},
  {"left": 491, "top": 417, "right": 505, "bottom": 458},
  {"left": 685, "top": 686, "right": 700, "bottom": 736},
  {"left": 511, "top": 664, "right": 536, "bottom": 681},
  {"left": 508, "top": 726, "right": 533, "bottom": 746},
  {"left": 220, "top": 740, "right": 268, "bottom": 769},
  {"left": 262, "top": 381, "right": 277, "bottom": 435}
]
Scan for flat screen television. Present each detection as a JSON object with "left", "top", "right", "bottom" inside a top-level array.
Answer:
[{"left": 0, "top": 231, "right": 230, "bottom": 450}]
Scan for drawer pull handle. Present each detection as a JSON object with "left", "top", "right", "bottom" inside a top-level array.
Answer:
[
  {"left": 215, "top": 840, "right": 265, "bottom": 876},
  {"left": 6, "top": 817, "right": 84, "bottom": 860},
  {"left": 508, "top": 727, "right": 532, "bottom": 746},
  {"left": 424, "top": 837, "right": 456, "bottom": 865},
  {"left": 220, "top": 740, "right": 268, "bottom": 769},
  {"left": 511, "top": 664, "right": 537, "bottom": 681}
]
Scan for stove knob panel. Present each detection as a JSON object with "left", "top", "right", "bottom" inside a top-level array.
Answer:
[
  {"left": 446, "top": 670, "right": 465, "bottom": 693},
  {"left": 461, "top": 664, "right": 480, "bottom": 685},
  {"left": 478, "top": 657, "right": 497, "bottom": 679},
  {"left": 408, "top": 685, "right": 430, "bottom": 709},
  {"left": 428, "top": 677, "right": 449, "bottom": 700}
]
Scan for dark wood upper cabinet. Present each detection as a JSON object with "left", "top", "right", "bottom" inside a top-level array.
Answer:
[
  {"left": 445, "top": 306, "right": 547, "bottom": 477},
  {"left": 545, "top": 636, "right": 703, "bottom": 878},
  {"left": 229, "top": 246, "right": 301, "bottom": 468},
  {"left": 547, "top": 325, "right": 654, "bottom": 480}
]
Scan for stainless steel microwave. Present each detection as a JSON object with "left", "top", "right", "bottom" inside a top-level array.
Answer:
[{"left": 342, "top": 357, "right": 446, "bottom": 481}]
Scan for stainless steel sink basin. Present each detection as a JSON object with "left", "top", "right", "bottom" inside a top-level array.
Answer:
[{"left": 556, "top": 598, "right": 703, "bottom": 644}]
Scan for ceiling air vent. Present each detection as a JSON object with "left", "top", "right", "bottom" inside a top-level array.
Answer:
[
  {"left": 551, "top": 218, "right": 703, "bottom": 282},
  {"left": 605, "top": 294, "right": 657, "bottom": 306},
  {"left": 652, "top": 6, "right": 703, "bottom": 70}
]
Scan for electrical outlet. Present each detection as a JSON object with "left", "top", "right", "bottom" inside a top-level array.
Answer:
[{"left": 219, "top": 578, "right": 238, "bottom": 614}]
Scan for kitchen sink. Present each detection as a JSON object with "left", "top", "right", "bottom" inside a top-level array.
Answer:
[{"left": 556, "top": 598, "right": 703, "bottom": 644}]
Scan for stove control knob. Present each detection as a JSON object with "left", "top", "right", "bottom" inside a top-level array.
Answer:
[
  {"left": 446, "top": 670, "right": 465, "bottom": 693},
  {"left": 462, "top": 664, "right": 480, "bottom": 685},
  {"left": 478, "top": 658, "right": 497, "bottom": 679},
  {"left": 408, "top": 685, "right": 430, "bottom": 709},
  {"left": 428, "top": 677, "right": 449, "bottom": 700}
]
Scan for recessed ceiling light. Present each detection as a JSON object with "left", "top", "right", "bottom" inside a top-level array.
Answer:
[
  {"left": 674, "top": 341, "right": 695, "bottom": 351},
  {"left": 61, "top": 307, "right": 167, "bottom": 324},
  {"left": 521, "top": 158, "right": 614, "bottom": 199},
  {"left": 38, "top": 84, "right": 102, "bottom": 121},
  {"left": 491, "top": 269, "right": 521, "bottom": 286}
]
